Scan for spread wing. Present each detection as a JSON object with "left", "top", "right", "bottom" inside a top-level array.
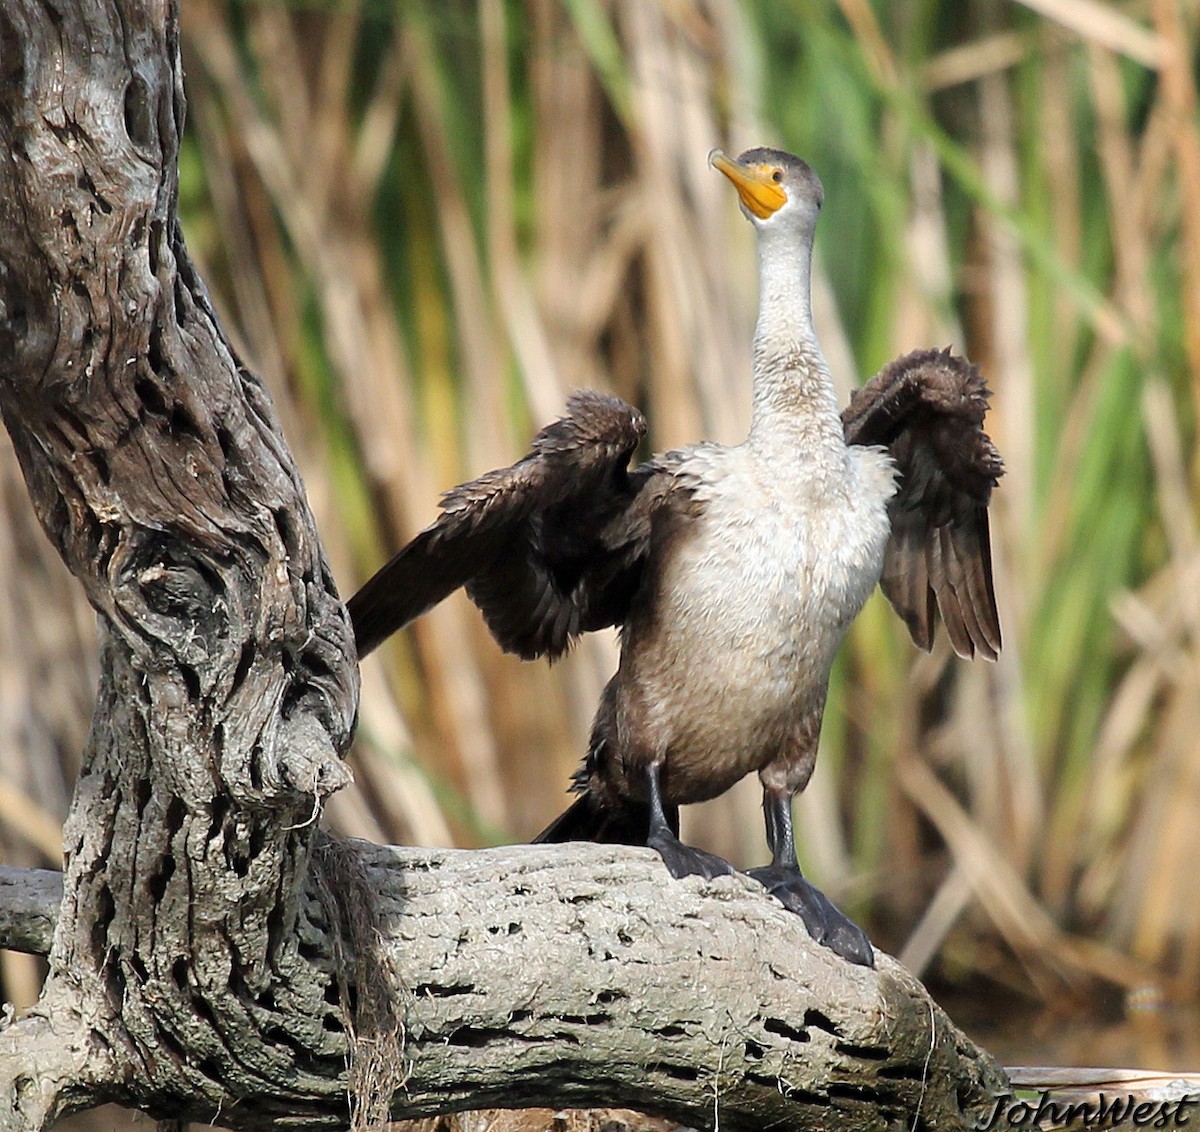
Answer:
[
  {"left": 347, "top": 391, "right": 666, "bottom": 661},
  {"left": 842, "top": 347, "right": 1004, "bottom": 660}
]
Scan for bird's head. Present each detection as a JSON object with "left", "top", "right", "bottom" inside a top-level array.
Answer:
[{"left": 708, "top": 146, "right": 824, "bottom": 235}]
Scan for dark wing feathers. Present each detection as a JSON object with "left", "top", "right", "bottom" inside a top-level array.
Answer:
[
  {"left": 352, "top": 352, "right": 1002, "bottom": 665},
  {"left": 844, "top": 347, "right": 1004, "bottom": 660},
  {"left": 347, "top": 391, "right": 657, "bottom": 660}
]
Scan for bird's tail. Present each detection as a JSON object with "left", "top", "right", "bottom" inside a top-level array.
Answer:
[{"left": 532, "top": 790, "right": 675, "bottom": 846}]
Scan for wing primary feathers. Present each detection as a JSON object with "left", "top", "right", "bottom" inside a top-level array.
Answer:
[
  {"left": 881, "top": 525, "right": 933, "bottom": 651},
  {"left": 346, "top": 391, "right": 656, "bottom": 660},
  {"left": 350, "top": 354, "right": 1003, "bottom": 669},
  {"left": 938, "top": 522, "right": 985, "bottom": 660},
  {"left": 846, "top": 347, "right": 1004, "bottom": 659},
  {"left": 966, "top": 512, "right": 1002, "bottom": 658},
  {"left": 928, "top": 525, "right": 972, "bottom": 658},
  {"left": 347, "top": 526, "right": 491, "bottom": 659}
]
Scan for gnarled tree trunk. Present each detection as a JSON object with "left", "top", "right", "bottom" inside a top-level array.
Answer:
[
  {"left": 0, "top": 2, "right": 1007, "bottom": 1130},
  {"left": 0, "top": 0, "right": 357, "bottom": 1124}
]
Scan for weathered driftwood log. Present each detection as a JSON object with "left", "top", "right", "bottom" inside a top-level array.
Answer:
[
  {"left": 0, "top": 848, "right": 1005, "bottom": 1130},
  {"left": 0, "top": 0, "right": 1007, "bottom": 1129}
]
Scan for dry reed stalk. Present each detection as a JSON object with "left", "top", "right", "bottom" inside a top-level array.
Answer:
[
  {"left": 1087, "top": 45, "right": 1156, "bottom": 345},
  {"left": 1151, "top": 0, "right": 1200, "bottom": 426},
  {"left": 1032, "top": 43, "right": 1151, "bottom": 913},
  {"left": 896, "top": 758, "right": 1152, "bottom": 994},
  {"left": 1099, "top": 380, "right": 1200, "bottom": 993},
  {"left": 187, "top": 0, "right": 518, "bottom": 842},
  {"left": 924, "top": 27, "right": 1045, "bottom": 92},
  {"left": 1015, "top": 0, "right": 1164, "bottom": 66},
  {"left": 979, "top": 61, "right": 1036, "bottom": 547},
  {"left": 0, "top": 432, "right": 96, "bottom": 1013},
  {"left": 1038, "top": 42, "right": 1084, "bottom": 379}
]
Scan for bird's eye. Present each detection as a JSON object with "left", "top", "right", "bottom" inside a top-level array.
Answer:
[{"left": 772, "top": 169, "right": 783, "bottom": 183}]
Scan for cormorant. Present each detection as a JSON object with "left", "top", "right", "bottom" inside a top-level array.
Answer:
[{"left": 347, "top": 147, "right": 1003, "bottom": 966}]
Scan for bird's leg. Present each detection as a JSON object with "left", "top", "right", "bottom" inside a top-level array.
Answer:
[
  {"left": 644, "top": 761, "right": 733, "bottom": 881},
  {"left": 747, "top": 786, "right": 874, "bottom": 967}
]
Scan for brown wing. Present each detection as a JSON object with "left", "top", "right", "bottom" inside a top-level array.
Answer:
[
  {"left": 842, "top": 347, "right": 1004, "bottom": 660},
  {"left": 347, "top": 391, "right": 665, "bottom": 661}
]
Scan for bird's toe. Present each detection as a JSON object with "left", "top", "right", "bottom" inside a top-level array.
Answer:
[
  {"left": 649, "top": 834, "right": 735, "bottom": 881},
  {"left": 746, "top": 865, "right": 874, "bottom": 968}
]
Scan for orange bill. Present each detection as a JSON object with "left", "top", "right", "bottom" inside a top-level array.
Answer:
[{"left": 708, "top": 148, "right": 787, "bottom": 219}]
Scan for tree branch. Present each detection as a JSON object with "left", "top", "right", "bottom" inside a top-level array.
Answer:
[
  {"left": 0, "top": 845, "right": 1006, "bottom": 1130},
  {"left": 0, "top": 866, "right": 59, "bottom": 956}
]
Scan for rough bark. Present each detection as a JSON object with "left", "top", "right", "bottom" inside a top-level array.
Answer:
[
  {"left": 0, "top": 1, "right": 1008, "bottom": 1130},
  {"left": 0, "top": 868, "right": 58, "bottom": 957},
  {"left": 1, "top": 846, "right": 1006, "bottom": 1130},
  {"left": 0, "top": 0, "right": 356, "bottom": 1126}
]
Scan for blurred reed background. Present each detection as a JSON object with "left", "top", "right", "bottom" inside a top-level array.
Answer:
[{"left": 8, "top": 0, "right": 1200, "bottom": 1077}]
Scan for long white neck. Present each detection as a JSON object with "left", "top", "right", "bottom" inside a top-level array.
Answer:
[{"left": 747, "top": 222, "right": 842, "bottom": 454}]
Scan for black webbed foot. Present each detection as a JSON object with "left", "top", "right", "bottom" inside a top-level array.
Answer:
[
  {"left": 649, "top": 828, "right": 735, "bottom": 881},
  {"left": 642, "top": 761, "right": 735, "bottom": 882},
  {"left": 747, "top": 864, "right": 874, "bottom": 968}
]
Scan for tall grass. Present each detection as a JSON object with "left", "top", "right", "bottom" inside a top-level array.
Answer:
[{"left": 4, "top": 0, "right": 1199, "bottom": 1019}]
